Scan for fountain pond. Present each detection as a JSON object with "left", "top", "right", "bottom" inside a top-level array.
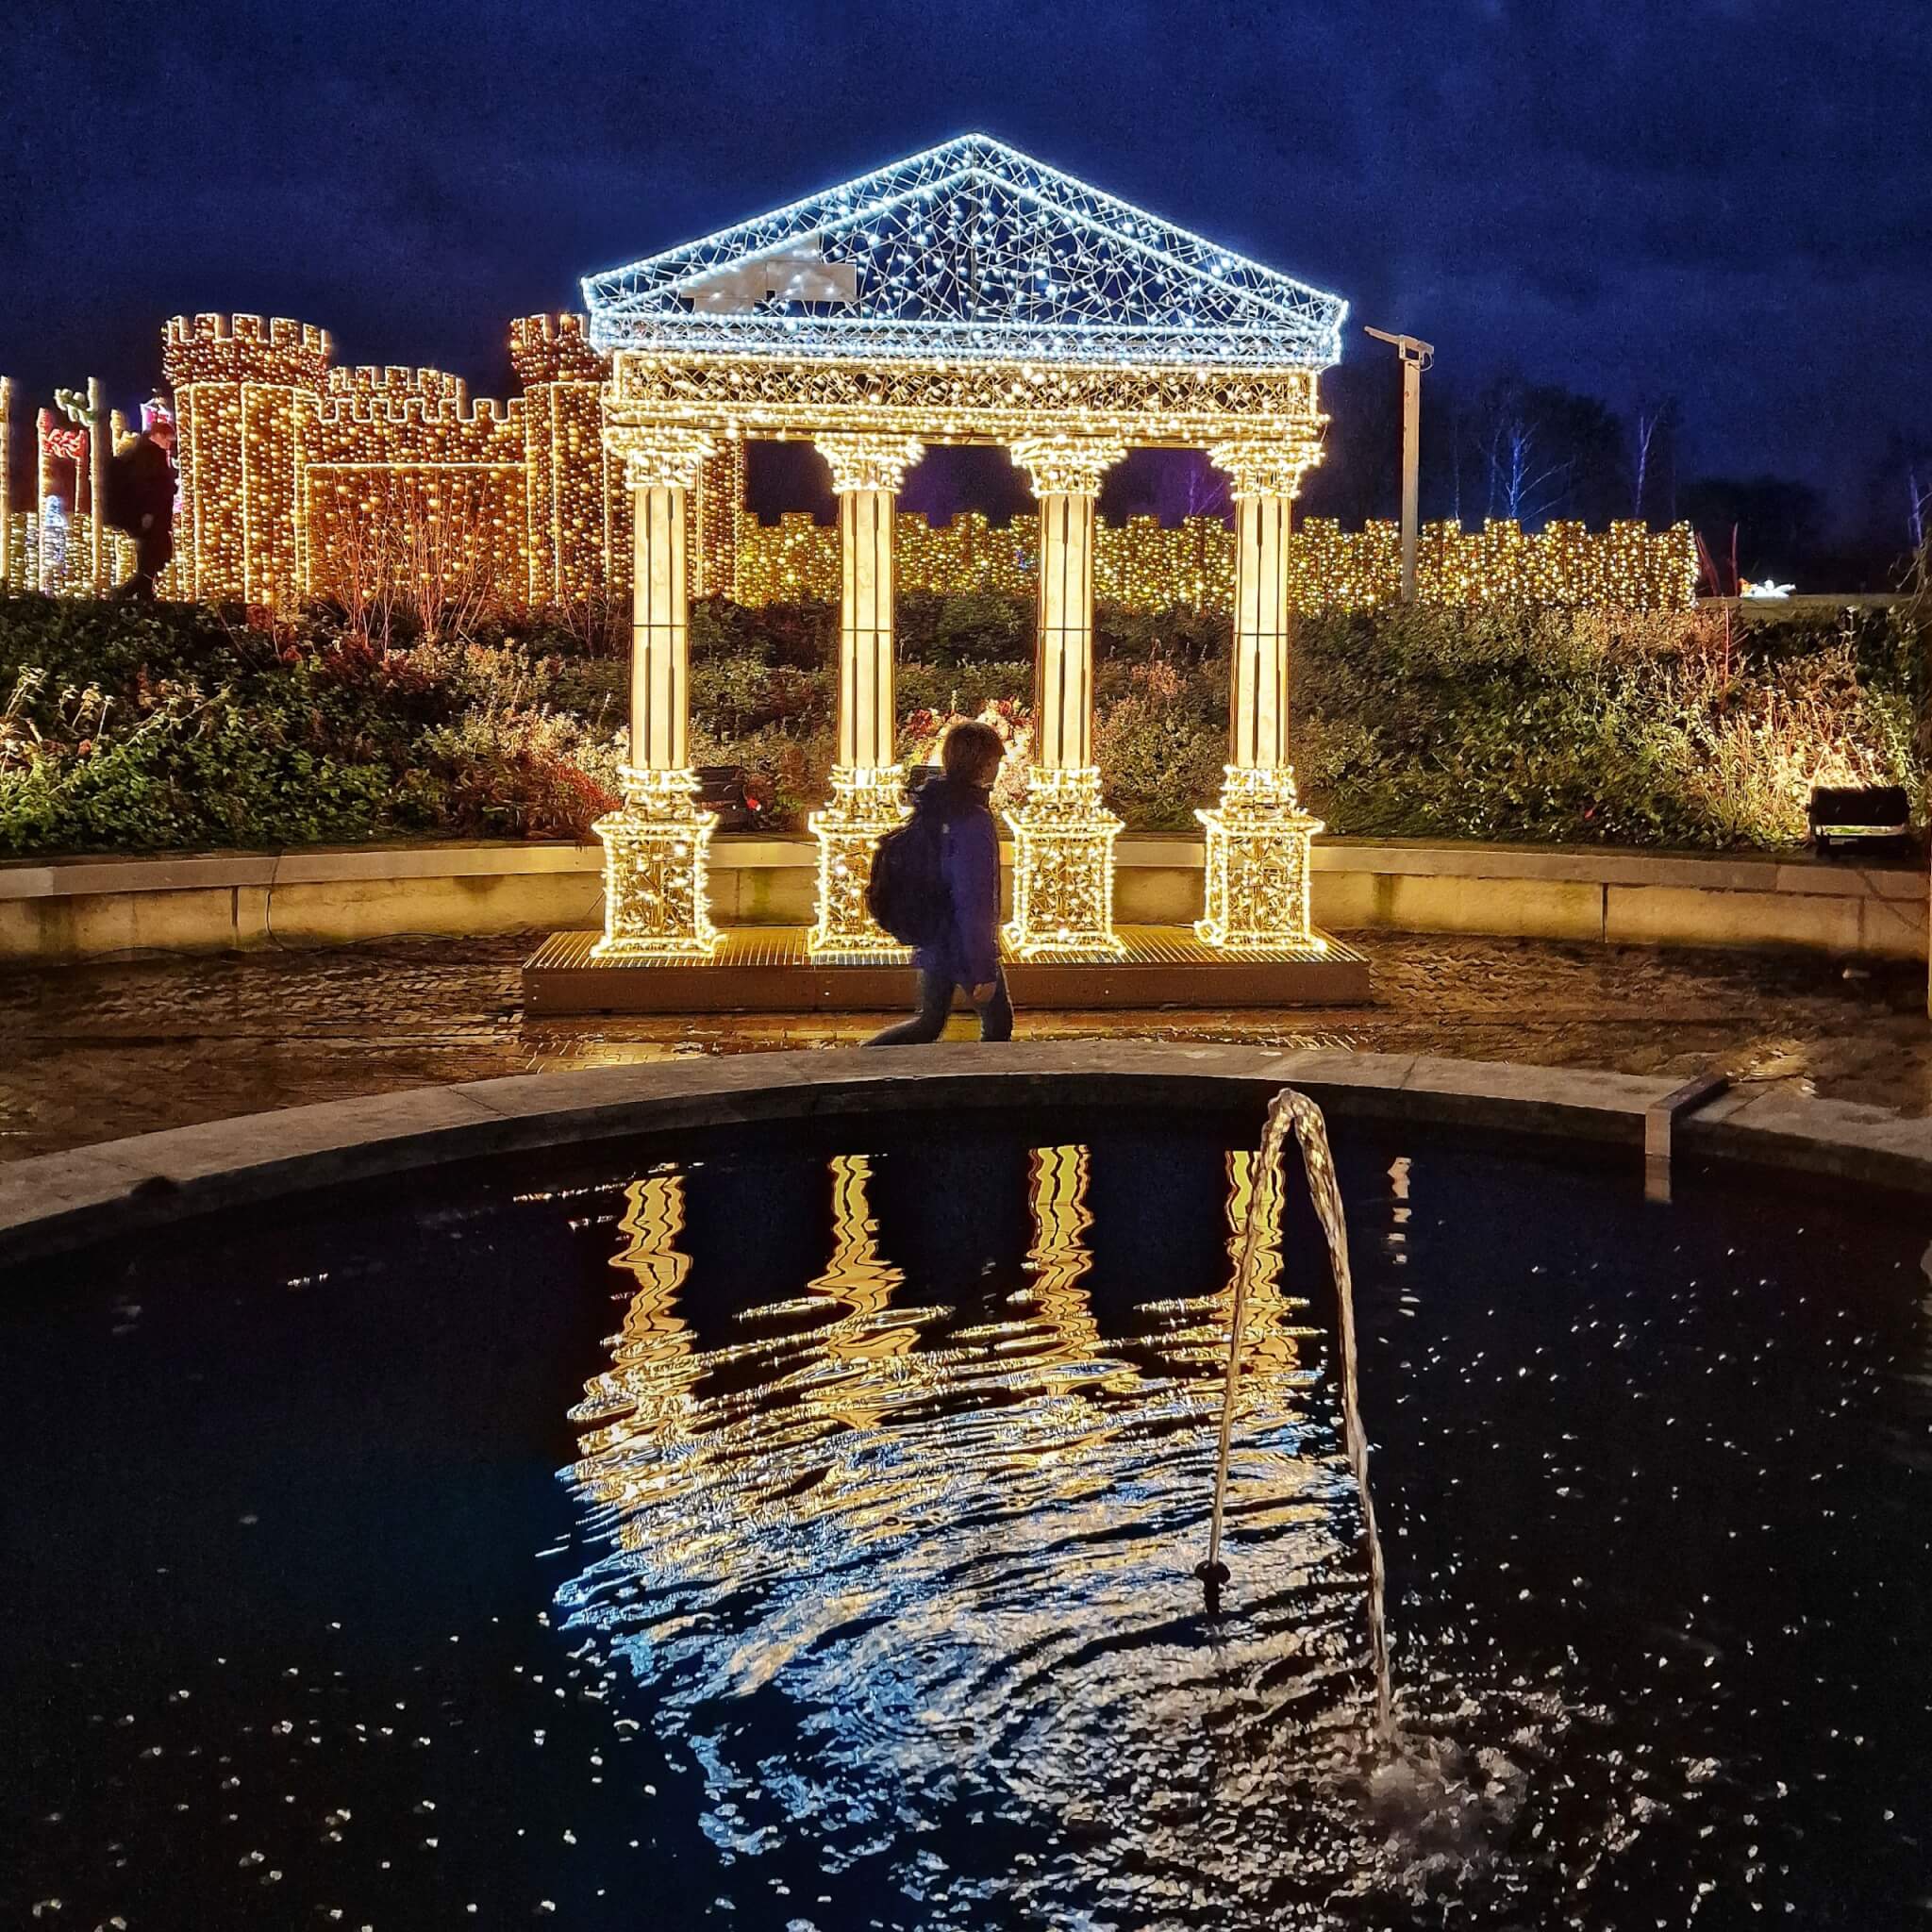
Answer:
[{"left": 3, "top": 1098, "right": 1928, "bottom": 1929}]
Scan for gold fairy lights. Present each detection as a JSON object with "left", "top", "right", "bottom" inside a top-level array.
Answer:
[
  {"left": 993, "top": 439, "right": 1129, "bottom": 955},
  {"left": 733, "top": 509, "right": 1696, "bottom": 613},
  {"left": 156, "top": 312, "right": 741, "bottom": 611},
  {"left": 591, "top": 765, "right": 720, "bottom": 960},
  {"left": 591, "top": 425, "right": 726, "bottom": 960},
  {"left": 808, "top": 433, "right": 924, "bottom": 955},
  {"left": 1195, "top": 764, "right": 1326, "bottom": 952},
  {"left": 1002, "top": 765, "right": 1124, "bottom": 958}
]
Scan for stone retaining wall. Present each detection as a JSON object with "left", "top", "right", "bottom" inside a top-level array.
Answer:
[
  {"left": 4, "top": 1043, "right": 1930, "bottom": 1269},
  {"left": 0, "top": 837, "right": 1921, "bottom": 964}
]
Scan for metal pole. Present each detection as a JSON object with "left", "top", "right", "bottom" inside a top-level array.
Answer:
[
  {"left": 1364, "top": 328, "right": 1435, "bottom": 605},
  {"left": 1400, "top": 354, "right": 1421, "bottom": 605}
]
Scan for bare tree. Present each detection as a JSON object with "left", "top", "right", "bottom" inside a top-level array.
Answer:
[
  {"left": 1628, "top": 398, "right": 1677, "bottom": 524},
  {"left": 1485, "top": 415, "right": 1572, "bottom": 525},
  {"left": 316, "top": 473, "right": 507, "bottom": 650},
  {"left": 1179, "top": 459, "right": 1229, "bottom": 522}
]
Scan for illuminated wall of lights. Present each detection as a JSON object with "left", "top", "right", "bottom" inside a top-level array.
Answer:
[
  {"left": 735, "top": 510, "right": 1698, "bottom": 613},
  {"left": 157, "top": 312, "right": 742, "bottom": 611}
]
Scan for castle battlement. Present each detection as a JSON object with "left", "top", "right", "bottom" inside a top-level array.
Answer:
[
  {"left": 316, "top": 364, "right": 519, "bottom": 431},
  {"left": 509, "top": 313, "right": 607, "bottom": 385},
  {"left": 161, "top": 313, "right": 332, "bottom": 389}
]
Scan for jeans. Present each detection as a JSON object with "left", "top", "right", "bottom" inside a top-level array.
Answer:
[{"left": 866, "top": 968, "right": 1014, "bottom": 1046}]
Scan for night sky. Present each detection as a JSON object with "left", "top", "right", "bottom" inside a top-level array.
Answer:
[{"left": 5, "top": 0, "right": 1928, "bottom": 537}]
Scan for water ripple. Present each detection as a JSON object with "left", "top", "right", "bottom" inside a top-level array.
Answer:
[{"left": 557, "top": 1145, "right": 1645, "bottom": 1925}]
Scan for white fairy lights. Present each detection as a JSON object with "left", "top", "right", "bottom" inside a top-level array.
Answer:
[{"left": 583, "top": 133, "right": 1347, "bottom": 372}]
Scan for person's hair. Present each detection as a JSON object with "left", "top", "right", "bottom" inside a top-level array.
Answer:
[{"left": 941, "top": 719, "right": 1005, "bottom": 788}]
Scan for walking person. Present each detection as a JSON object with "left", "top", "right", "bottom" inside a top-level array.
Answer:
[
  {"left": 108, "top": 406, "right": 176, "bottom": 599},
  {"left": 867, "top": 720, "right": 1014, "bottom": 1045}
]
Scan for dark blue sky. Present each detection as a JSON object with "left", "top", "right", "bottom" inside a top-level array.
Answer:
[{"left": 5, "top": 0, "right": 1927, "bottom": 518}]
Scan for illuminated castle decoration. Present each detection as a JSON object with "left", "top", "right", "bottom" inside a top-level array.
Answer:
[
  {"left": 583, "top": 131, "right": 1342, "bottom": 957},
  {"left": 157, "top": 312, "right": 743, "bottom": 612},
  {"left": 0, "top": 377, "right": 133, "bottom": 595},
  {"left": 732, "top": 508, "right": 1699, "bottom": 614}
]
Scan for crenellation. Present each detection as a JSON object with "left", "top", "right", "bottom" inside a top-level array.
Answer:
[{"left": 510, "top": 312, "right": 606, "bottom": 384}]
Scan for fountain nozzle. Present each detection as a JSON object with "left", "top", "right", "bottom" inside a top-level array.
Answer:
[{"left": 1194, "top": 1558, "right": 1230, "bottom": 1615}]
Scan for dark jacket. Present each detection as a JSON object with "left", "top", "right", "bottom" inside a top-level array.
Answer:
[
  {"left": 117, "top": 437, "right": 175, "bottom": 535},
  {"left": 911, "top": 776, "right": 1001, "bottom": 989}
]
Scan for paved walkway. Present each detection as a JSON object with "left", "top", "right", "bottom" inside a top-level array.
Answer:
[{"left": 0, "top": 931, "right": 1925, "bottom": 1162}]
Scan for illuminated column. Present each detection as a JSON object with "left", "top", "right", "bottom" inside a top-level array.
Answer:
[
  {"left": 1005, "top": 436, "right": 1126, "bottom": 957},
  {"left": 0, "top": 377, "right": 12, "bottom": 590},
  {"left": 593, "top": 425, "right": 720, "bottom": 960},
  {"left": 87, "top": 379, "right": 107, "bottom": 591},
  {"left": 1197, "top": 438, "right": 1326, "bottom": 949},
  {"left": 808, "top": 433, "right": 924, "bottom": 955}
]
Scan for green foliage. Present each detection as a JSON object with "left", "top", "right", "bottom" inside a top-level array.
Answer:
[
  {"left": 0, "top": 589, "right": 1923, "bottom": 858},
  {"left": 0, "top": 592, "right": 625, "bottom": 855}
]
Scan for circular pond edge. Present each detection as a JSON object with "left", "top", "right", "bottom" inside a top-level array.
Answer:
[{"left": 3, "top": 1042, "right": 1926, "bottom": 1269}]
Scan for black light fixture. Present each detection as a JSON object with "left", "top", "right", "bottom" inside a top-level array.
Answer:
[{"left": 1807, "top": 784, "right": 1912, "bottom": 854}]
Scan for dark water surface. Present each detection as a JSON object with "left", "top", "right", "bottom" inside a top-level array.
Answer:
[{"left": 3, "top": 1108, "right": 1929, "bottom": 1929}]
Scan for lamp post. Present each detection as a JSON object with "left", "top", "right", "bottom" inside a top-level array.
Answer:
[{"left": 1364, "top": 327, "right": 1434, "bottom": 604}]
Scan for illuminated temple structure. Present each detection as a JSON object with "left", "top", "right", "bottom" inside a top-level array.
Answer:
[{"left": 578, "top": 132, "right": 1346, "bottom": 960}]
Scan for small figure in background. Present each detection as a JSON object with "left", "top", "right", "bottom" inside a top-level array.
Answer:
[
  {"left": 108, "top": 402, "right": 176, "bottom": 598},
  {"left": 867, "top": 719, "right": 1014, "bottom": 1046}
]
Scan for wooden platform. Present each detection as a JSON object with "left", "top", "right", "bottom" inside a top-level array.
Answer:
[{"left": 523, "top": 924, "right": 1371, "bottom": 1014}]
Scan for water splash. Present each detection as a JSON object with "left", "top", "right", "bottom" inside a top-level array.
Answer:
[{"left": 1203, "top": 1089, "right": 1393, "bottom": 1738}]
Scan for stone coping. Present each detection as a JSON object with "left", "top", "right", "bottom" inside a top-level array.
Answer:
[
  {"left": 0, "top": 834, "right": 1918, "bottom": 901},
  {"left": 3, "top": 1042, "right": 1928, "bottom": 1271}
]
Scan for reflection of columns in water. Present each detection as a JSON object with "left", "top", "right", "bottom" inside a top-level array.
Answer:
[
  {"left": 1022, "top": 1143, "right": 1102, "bottom": 1364},
  {"left": 804, "top": 1154, "right": 928, "bottom": 1430},
  {"left": 570, "top": 1169, "right": 697, "bottom": 1478},
  {"left": 808, "top": 1153, "right": 904, "bottom": 1318},
  {"left": 1387, "top": 1155, "right": 1411, "bottom": 1267},
  {"left": 1219, "top": 1147, "right": 1310, "bottom": 1382}
]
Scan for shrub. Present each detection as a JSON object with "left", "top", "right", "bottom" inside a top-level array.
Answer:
[{"left": 0, "top": 590, "right": 1923, "bottom": 857}]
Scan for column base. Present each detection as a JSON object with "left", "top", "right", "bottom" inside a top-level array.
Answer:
[
  {"left": 1003, "top": 766, "right": 1124, "bottom": 958},
  {"left": 591, "top": 767, "right": 720, "bottom": 961},
  {"left": 1195, "top": 765, "right": 1326, "bottom": 951},
  {"left": 809, "top": 765, "right": 911, "bottom": 957}
]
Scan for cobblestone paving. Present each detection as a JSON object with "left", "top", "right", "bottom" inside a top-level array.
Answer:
[{"left": 0, "top": 931, "right": 1925, "bottom": 1161}]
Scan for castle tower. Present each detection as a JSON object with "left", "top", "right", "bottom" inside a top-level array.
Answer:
[
  {"left": 161, "top": 314, "right": 330, "bottom": 606},
  {"left": 510, "top": 314, "right": 615, "bottom": 608},
  {"left": 512, "top": 314, "right": 742, "bottom": 612}
]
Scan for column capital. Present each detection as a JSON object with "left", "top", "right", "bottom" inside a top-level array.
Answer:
[
  {"left": 816, "top": 433, "right": 924, "bottom": 495},
  {"left": 1010, "top": 436, "right": 1127, "bottom": 500},
  {"left": 605, "top": 424, "right": 717, "bottom": 491},
  {"left": 1207, "top": 436, "right": 1324, "bottom": 502}
]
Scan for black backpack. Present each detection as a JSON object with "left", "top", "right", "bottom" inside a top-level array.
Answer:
[{"left": 867, "top": 799, "right": 951, "bottom": 947}]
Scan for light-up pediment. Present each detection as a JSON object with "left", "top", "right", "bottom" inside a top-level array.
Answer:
[{"left": 584, "top": 133, "right": 1345, "bottom": 369}]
